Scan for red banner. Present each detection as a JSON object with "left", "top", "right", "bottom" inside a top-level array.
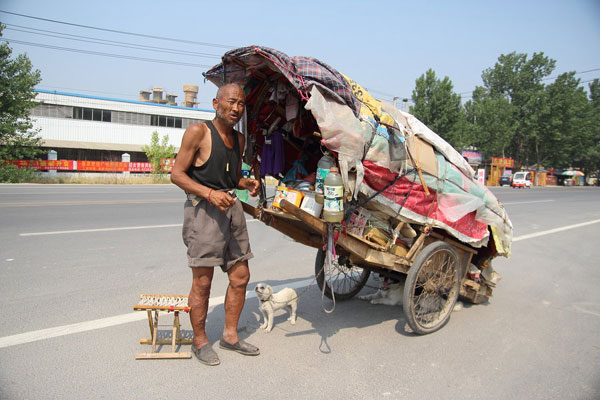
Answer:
[
  {"left": 5, "top": 160, "right": 164, "bottom": 172},
  {"left": 78, "top": 161, "right": 129, "bottom": 172},
  {"left": 6, "top": 160, "right": 74, "bottom": 170},
  {"left": 129, "top": 162, "right": 153, "bottom": 172}
]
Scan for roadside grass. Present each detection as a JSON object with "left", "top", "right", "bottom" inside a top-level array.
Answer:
[
  {"left": 4, "top": 172, "right": 278, "bottom": 185},
  {"left": 30, "top": 173, "right": 172, "bottom": 185}
]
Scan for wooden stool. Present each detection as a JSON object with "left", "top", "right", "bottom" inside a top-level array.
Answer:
[{"left": 133, "top": 294, "right": 193, "bottom": 360}]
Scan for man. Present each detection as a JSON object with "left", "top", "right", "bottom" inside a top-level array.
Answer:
[{"left": 171, "top": 83, "right": 260, "bottom": 366}]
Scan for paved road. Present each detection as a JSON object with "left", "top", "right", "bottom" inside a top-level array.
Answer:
[{"left": 1, "top": 184, "right": 599, "bottom": 399}]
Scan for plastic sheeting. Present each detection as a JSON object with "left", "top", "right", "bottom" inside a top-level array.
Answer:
[
  {"left": 381, "top": 103, "right": 476, "bottom": 179},
  {"left": 304, "top": 86, "right": 368, "bottom": 161},
  {"left": 306, "top": 81, "right": 512, "bottom": 254},
  {"left": 304, "top": 86, "right": 367, "bottom": 199}
]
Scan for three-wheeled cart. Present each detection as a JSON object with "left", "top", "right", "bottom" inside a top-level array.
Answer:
[{"left": 241, "top": 199, "right": 494, "bottom": 335}]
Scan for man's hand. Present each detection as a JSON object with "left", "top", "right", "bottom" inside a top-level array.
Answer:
[
  {"left": 210, "top": 190, "right": 236, "bottom": 212},
  {"left": 243, "top": 178, "right": 260, "bottom": 197}
]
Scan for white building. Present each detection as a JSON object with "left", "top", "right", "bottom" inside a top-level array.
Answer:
[{"left": 31, "top": 89, "right": 215, "bottom": 162}]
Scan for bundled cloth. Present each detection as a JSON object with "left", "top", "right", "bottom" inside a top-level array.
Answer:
[{"left": 203, "top": 46, "right": 513, "bottom": 257}]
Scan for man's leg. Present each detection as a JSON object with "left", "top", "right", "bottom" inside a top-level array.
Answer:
[
  {"left": 189, "top": 266, "right": 214, "bottom": 349},
  {"left": 222, "top": 261, "right": 250, "bottom": 344}
]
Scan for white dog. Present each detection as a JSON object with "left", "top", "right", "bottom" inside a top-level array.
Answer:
[
  {"left": 358, "top": 276, "right": 404, "bottom": 306},
  {"left": 254, "top": 283, "right": 298, "bottom": 333}
]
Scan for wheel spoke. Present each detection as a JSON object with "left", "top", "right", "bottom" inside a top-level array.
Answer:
[
  {"left": 319, "top": 249, "right": 369, "bottom": 298},
  {"left": 410, "top": 248, "right": 458, "bottom": 329}
]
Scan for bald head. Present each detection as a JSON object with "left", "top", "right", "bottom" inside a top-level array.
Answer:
[
  {"left": 213, "top": 83, "right": 246, "bottom": 127},
  {"left": 216, "top": 83, "right": 245, "bottom": 100}
]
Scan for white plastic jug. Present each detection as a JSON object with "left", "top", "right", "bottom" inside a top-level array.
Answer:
[
  {"left": 323, "top": 167, "right": 344, "bottom": 222},
  {"left": 315, "top": 153, "right": 334, "bottom": 204}
]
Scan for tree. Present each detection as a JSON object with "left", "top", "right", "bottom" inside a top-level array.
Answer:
[
  {"left": 142, "top": 131, "right": 175, "bottom": 174},
  {"left": 410, "top": 69, "right": 464, "bottom": 147},
  {"left": 480, "top": 52, "right": 556, "bottom": 166},
  {"left": 539, "top": 72, "right": 591, "bottom": 169},
  {"left": 582, "top": 79, "right": 600, "bottom": 177},
  {"left": 0, "top": 24, "right": 43, "bottom": 181},
  {"left": 466, "top": 86, "right": 517, "bottom": 159}
]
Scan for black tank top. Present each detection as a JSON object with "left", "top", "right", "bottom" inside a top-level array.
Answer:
[{"left": 186, "top": 120, "right": 240, "bottom": 190}]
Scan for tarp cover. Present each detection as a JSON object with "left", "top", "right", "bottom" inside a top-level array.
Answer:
[{"left": 204, "top": 46, "right": 513, "bottom": 256}]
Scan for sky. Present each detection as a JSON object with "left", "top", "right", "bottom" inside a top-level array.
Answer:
[{"left": 1, "top": 0, "right": 599, "bottom": 110}]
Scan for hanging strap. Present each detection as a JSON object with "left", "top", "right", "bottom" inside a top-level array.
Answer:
[{"left": 321, "top": 224, "right": 336, "bottom": 314}]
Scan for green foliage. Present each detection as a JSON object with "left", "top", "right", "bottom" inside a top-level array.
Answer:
[
  {"left": 409, "top": 52, "right": 600, "bottom": 173},
  {"left": 537, "top": 72, "right": 590, "bottom": 168},
  {"left": 479, "top": 52, "right": 556, "bottom": 165},
  {"left": 0, "top": 164, "right": 39, "bottom": 183},
  {"left": 410, "top": 69, "right": 464, "bottom": 146},
  {"left": 141, "top": 131, "right": 175, "bottom": 174},
  {"left": 0, "top": 24, "right": 43, "bottom": 163},
  {"left": 467, "top": 87, "right": 517, "bottom": 158},
  {"left": 581, "top": 79, "right": 600, "bottom": 175}
]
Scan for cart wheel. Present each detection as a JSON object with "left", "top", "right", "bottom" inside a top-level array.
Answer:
[
  {"left": 402, "top": 241, "right": 460, "bottom": 335},
  {"left": 315, "top": 248, "right": 370, "bottom": 300}
]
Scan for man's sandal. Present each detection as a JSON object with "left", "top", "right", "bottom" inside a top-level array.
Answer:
[
  {"left": 192, "top": 344, "right": 220, "bottom": 366},
  {"left": 218, "top": 338, "right": 260, "bottom": 356}
]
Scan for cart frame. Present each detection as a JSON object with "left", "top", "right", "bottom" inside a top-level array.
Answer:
[{"left": 242, "top": 198, "right": 493, "bottom": 334}]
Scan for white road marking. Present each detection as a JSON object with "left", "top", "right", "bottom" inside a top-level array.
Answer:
[
  {"left": 20, "top": 220, "right": 258, "bottom": 236},
  {"left": 503, "top": 199, "right": 555, "bottom": 205},
  {"left": 513, "top": 218, "right": 600, "bottom": 242},
  {"left": 0, "top": 278, "right": 314, "bottom": 349},
  {"left": 3, "top": 218, "right": 600, "bottom": 349},
  {"left": 0, "top": 190, "right": 174, "bottom": 195},
  {"left": 0, "top": 199, "right": 182, "bottom": 207},
  {"left": 20, "top": 224, "right": 183, "bottom": 236}
]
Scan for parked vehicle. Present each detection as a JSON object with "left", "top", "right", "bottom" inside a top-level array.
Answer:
[
  {"left": 498, "top": 175, "right": 512, "bottom": 186},
  {"left": 512, "top": 171, "right": 532, "bottom": 188}
]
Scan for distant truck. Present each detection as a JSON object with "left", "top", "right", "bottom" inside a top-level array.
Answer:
[{"left": 512, "top": 171, "right": 532, "bottom": 188}]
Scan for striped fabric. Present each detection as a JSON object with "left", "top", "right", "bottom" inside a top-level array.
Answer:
[{"left": 203, "top": 46, "right": 360, "bottom": 116}]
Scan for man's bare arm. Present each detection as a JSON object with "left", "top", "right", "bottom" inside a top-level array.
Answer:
[{"left": 171, "top": 124, "right": 211, "bottom": 198}]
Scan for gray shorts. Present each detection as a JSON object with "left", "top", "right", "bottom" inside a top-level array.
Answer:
[{"left": 182, "top": 197, "right": 253, "bottom": 271}]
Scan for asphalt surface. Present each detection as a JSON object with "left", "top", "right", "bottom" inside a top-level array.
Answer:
[{"left": 0, "top": 184, "right": 599, "bottom": 399}]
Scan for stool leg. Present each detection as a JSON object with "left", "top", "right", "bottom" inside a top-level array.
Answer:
[
  {"left": 171, "top": 312, "right": 178, "bottom": 352},
  {"left": 175, "top": 312, "right": 182, "bottom": 343},
  {"left": 151, "top": 310, "right": 159, "bottom": 353},
  {"left": 146, "top": 310, "right": 153, "bottom": 341}
]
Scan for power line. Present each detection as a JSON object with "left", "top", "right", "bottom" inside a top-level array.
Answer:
[
  {"left": 0, "top": 38, "right": 213, "bottom": 68},
  {"left": 542, "top": 68, "right": 600, "bottom": 81},
  {"left": 4, "top": 23, "right": 221, "bottom": 58},
  {"left": 36, "top": 84, "right": 138, "bottom": 99},
  {"left": 0, "top": 9, "right": 235, "bottom": 49},
  {"left": 457, "top": 68, "right": 600, "bottom": 98},
  {"left": 364, "top": 87, "right": 397, "bottom": 98}
]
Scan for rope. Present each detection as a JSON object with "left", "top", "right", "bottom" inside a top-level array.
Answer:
[
  {"left": 321, "top": 224, "right": 337, "bottom": 313},
  {"left": 343, "top": 166, "right": 413, "bottom": 224}
]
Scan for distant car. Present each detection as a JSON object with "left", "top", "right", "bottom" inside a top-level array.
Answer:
[
  {"left": 512, "top": 171, "right": 532, "bottom": 188},
  {"left": 499, "top": 176, "right": 512, "bottom": 187}
]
